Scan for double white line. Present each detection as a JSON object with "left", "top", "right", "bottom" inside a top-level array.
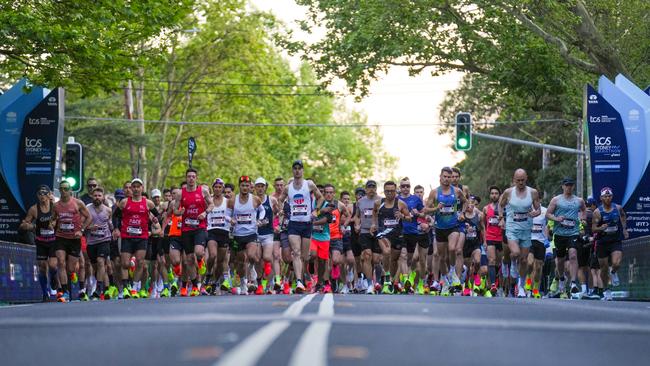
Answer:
[{"left": 215, "top": 293, "right": 334, "bottom": 366}]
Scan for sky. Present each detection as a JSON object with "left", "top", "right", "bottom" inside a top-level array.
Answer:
[{"left": 251, "top": 0, "right": 464, "bottom": 190}]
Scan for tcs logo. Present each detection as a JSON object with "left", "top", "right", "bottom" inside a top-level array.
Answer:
[
  {"left": 25, "top": 138, "right": 42, "bottom": 148},
  {"left": 594, "top": 135, "right": 611, "bottom": 146}
]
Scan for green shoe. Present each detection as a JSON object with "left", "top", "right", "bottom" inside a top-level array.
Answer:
[
  {"left": 550, "top": 278, "right": 559, "bottom": 293},
  {"left": 261, "top": 279, "right": 268, "bottom": 292},
  {"left": 109, "top": 286, "right": 119, "bottom": 299},
  {"left": 79, "top": 291, "right": 89, "bottom": 301},
  {"left": 220, "top": 279, "right": 231, "bottom": 291},
  {"left": 167, "top": 269, "right": 175, "bottom": 283},
  {"left": 416, "top": 280, "right": 425, "bottom": 295},
  {"left": 122, "top": 287, "right": 131, "bottom": 299},
  {"left": 160, "top": 288, "right": 170, "bottom": 297},
  {"left": 381, "top": 282, "right": 392, "bottom": 294},
  {"left": 408, "top": 271, "right": 416, "bottom": 287},
  {"left": 139, "top": 289, "right": 148, "bottom": 299}
]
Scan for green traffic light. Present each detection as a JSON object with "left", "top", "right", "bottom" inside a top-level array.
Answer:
[
  {"left": 65, "top": 176, "right": 77, "bottom": 188},
  {"left": 458, "top": 137, "right": 469, "bottom": 148}
]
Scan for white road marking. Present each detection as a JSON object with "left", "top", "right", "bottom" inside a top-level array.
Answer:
[
  {"left": 214, "top": 293, "right": 316, "bottom": 366},
  {"left": 0, "top": 304, "right": 32, "bottom": 310},
  {"left": 289, "top": 293, "right": 334, "bottom": 366}
]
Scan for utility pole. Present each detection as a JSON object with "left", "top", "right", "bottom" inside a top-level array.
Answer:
[
  {"left": 124, "top": 80, "right": 137, "bottom": 179},
  {"left": 542, "top": 148, "right": 551, "bottom": 200},
  {"left": 577, "top": 120, "right": 585, "bottom": 197}
]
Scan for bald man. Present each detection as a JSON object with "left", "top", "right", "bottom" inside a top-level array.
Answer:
[{"left": 498, "top": 169, "right": 541, "bottom": 298}]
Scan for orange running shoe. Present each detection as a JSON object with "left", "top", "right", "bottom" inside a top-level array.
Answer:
[
  {"left": 180, "top": 286, "right": 188, "bottom": 297},
  {"left": 282, "top": 282, "right": 291, "bottom": 295},
  {"left": 255, "top": 284, "right": 264, "bottom": 295},
  {"left": 190, "top": 286, "right": 199, "bottom": 296}
]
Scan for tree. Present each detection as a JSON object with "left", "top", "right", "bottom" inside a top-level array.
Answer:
[{"left": 0, "top": 0, "right": 194, "bottom": 94}]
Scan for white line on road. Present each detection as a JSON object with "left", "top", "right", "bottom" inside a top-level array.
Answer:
[
  {"left": 289, "top": 293, "right": 334, "bottom": 366},
  {"left": 0, "top": 304, "right": 32, "bottom": 310},
  {"left": 214, "top": 294, "right": 316, "bottom": 366}
]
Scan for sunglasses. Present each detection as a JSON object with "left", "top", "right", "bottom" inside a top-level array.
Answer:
[
  {"left": 61, "top": 186, "right": 70, "bottom": 191},
  {"left": 400, "top": 184, "right": 410, "bottom": 188},
  {"left": 239, "top": 176, "right": 251, "bottom": 183},
  {"left": 87, "top": 184, "right": 97, "bottom": 188},
  {"left": 37, "top": 191, "right": 49, "bottom": 196}
]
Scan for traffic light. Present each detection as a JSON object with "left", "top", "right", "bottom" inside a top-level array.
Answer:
[
  {"left": 455, "top": 112, "right": 472, "bottom": 151},
  {"left": 64, "top": 141, "right": 83, "bottom": 192}
]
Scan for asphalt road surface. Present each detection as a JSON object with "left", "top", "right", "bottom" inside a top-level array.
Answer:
[{"left": 1, "top": 294, "right": 649, "bottom": 366}]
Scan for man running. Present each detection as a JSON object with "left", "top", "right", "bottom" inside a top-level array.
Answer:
[
  {"left": 398, "top": 178, "right": 426, "bottom": 293},
  {"left": 372, "top": 180, "right": 412, "bottom": 294},
  {"left": 528, "top": 204, "right": 548, "bottom": 298},
  {"left": 20, "top": 185, "right": 57, "bottom": 301},
  {"left": 85, "top": 187, "right": 113, "bottom": 300},
  {"left": 116, "top": 178, "right": 158, "bottom": 299},
  {"left": 206, "top": 178, "right": 231, "bottom": 294},
  {"left": 52, "top": 180, "right": 92, "bottom": 302},
  {"left": 172, "top": 168, "right": 213, "bottom": 296},
  {"left": 546, "top": 177, "right": 586, "bottom": 299},
  {"left": 274, "top": 160, "right": 324, "bottom": 293},
  {"left": 592, "top": 187, "right": 628, "bottom": 300},
  {"left": 498, "top": 169, "right": 542, "bottom": 298},
  {"left": 354, "top": 180, "right": 382, "bottom": 294},
  {"left": 325, "top": 185, "right": 350, "bottom": 293},
  {"left": 254, "top": 177, "right": 278, "bottom": 294},
  {"left": 483, "top": 185, "right": 503, "bottom": 295},
  {"left": 459, "top": 196, "right": 483, "bottom": 296}
]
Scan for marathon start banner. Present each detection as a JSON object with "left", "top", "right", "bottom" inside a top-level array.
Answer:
[
  {"left": 585, "top": 75, "right": 650, "bottom": 238},
  {"left": 0, "top": 80, "right": 64, "bottom": 243}
]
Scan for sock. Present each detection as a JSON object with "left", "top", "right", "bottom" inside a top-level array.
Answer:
[
  {"left": 488, "top": 265, "right": 496, "bottom": 285},
  {"left": 581, "top": 284, "right": 587, "bottom": 293},
  {"left": 38, "top": 273, "right": 48, "bottom": 296},
  {"left": 49, "top": 268, "right": 58, "bottom": 289},
  {"left": 97, "top": 281, "right": 105, "bottom": 294}
]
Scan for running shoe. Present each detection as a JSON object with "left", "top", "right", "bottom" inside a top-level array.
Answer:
[
  {"left": 570, "top": 283, "right": 581, "bottom": 300},
  {"left": 57, "top": 291, "right": 68, "bottom": 303},
  {"left": 462, "top": 286, "right": 471, "bottom": 296},
  {"left": 180, "top": 286, "right": 188, "bottom": 297},
  {"left": 559, "top": 292, "right": 569, "bottom": 299},
  {"left": 517, "top": 285, "right": 526, "bottom": 298},
  {"left": 365, "top": 283, "right": 375, "bottom": 294},
  {"left": 416, "top": 280, "right": 425, "bottom": 295},
  {"left": 611, "top": 271, "right": 620, "bottom": 287},
  {"left": 231, "top": 287, "right": 241, "bottom": 295},
  {"left": 255, "top": 285, "right": 264, "bottom": 295},
  {"left": 248, "top": 282, "right": 257, "bottom": 294},
  {"left": 130, "top": 289, "right": 140, "bottom": 299},
  {"left": 200, "top": 287, "right": 210, "bottom": 296},
  {"left": 160, "top": 288, "right": 170, "bottom": 297},
  {"left": 295, "top": 280, "right": 305, "bottom": 294},
  {"left": 314, "top": 283, "right": 323, "bottom": 294},
  {"left": 549, "top": 278, "right": 559, "bottom": 293},
  {"left": 274, "top": 276, "right": 282, "bottom": 292},
  {"left": 220, "top": 279, "right": 232, "bottom": 292},
  {"left": 282, "top": 282, "right": 292, "bottom": 295},
  {"left": 587, "top": 290, "right": 602, "bottom": 300},
  {"left": 79, "top": 291, "right": 90, "bottom": 301},
  {"left": 323, "top": 283, "right": 333, "bottom": 294},
  {"left": 90, "top": 291, "right": 101, "bottom": 301},
  {"left": 490, "top": 284, "right": 498, "bottom": 297},
  {"left": 602, "top": 289, "right": 613, "bottom": 301},
  {"left": 404, "top": 279, "right": 413, "bottom": 293},
  {"left": 167, "top": 268, "right": 175, "bottom": 282},
  {"left": 483, "top": 288, "right": 493, "bottom": 298},
  {"left": 138, "top": 289, "right": 148, "bottom": 299},
  {"left": 374, "top": 282, "right": 382, "bottom": 294},
  {"left": 381, "top": 281, "right": 392, "bottom": 294},
  {"left": 103, "top": 289, "right": 112, "bottom": 300},
  {"left": 171, "top": 281, "right": 179, "bottom": 297},
  {"left": 525, "top": 277, "right": 532, "bottom": 292},
  {"left": 122, "top": 287, "right": 131, "bottom": 299},
  {"left": 440, "top": 282, "right": 450, "bottom": 297},
  {"left": 198, "top": 258, "right": 207, "bottom": 276},
  {"left": 340, "top": 284, "right": 350, "bottom": 295},
  {"left": 190, "top": 286, "right": 199, "bottom": 297},
  {"left": 532, "top": 289, "right": 541, "bottom": 299}
]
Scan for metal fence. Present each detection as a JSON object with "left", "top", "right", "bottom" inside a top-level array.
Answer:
[
  {"left": 0, "top": 241, "right": 41, "bottom": 303},
  {"left": 615, "top": 235, "right": 650, "bottom": 300}
]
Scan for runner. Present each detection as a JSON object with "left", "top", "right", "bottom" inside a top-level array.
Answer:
[
  {"left": 528, "top": 205, "right": 548, "bottom": 298},
  {"left": 52, "top": 180, "right": 92, "bottom": 302},
  {"left": 325, "top": 185, "right": 350, "bottom": 293},
  {"left": 483, "top": 185, "right": 503, "bottom": 295},
  {"left": 254, "top": 177, "right": 278, "bottom": 294},
  {"left": 20, "top": 185, "right": 57, "bottom": 301},
  {"left": 498, "top": 169, "right": 542, "bottom": 298},
  {"left": 274, "top": 160, "right": 325, "bottom": 293},
  {"left": 398, "top": 178, "right": 426, "bottom": 294},
  {"left": 166, "top": 188, "right": 184, "bottom": 296},
  {"left": 546, "top": 177, "right": 587, "bottom": 299},
  {"left": 350, "top": 187, "right": 365, "bottom": 293},
  {"left": 372, "top": 180, "right": 412, "bottom": 294},
  {"left": 79, "top": 177, "right": 99, "bottom": 205},
  {"left": 206, "top": 178, "right": 231, "bottom": 294},
  {"left": 228, "top": 175, "right": 264, "bottom": 295},
  {"left": 172, "top": 168, "right": 213, "bottom": 297},
  {"left": 116, "top": 178, "right": 158, "bottom": 299},
  {"left": 459, "top": 196, "right": 483, "bottom": 296},
  {"left": 424, "top": 167, "right": 467, "bottom": 293},
  {"left": 584, "top": 196, "right": 603, "bottom": 299},
  {"left": 592, "top": 187, "right": 628, "bottom": 301},
  {"left": 352, "top": 180, "right": 382, "bottom": 294},
  {"left": 85, "top": 187, "right": 113, "bottom": 300},
  {"left": 310, "top": 186, "right": 336, "bottom": 293}
]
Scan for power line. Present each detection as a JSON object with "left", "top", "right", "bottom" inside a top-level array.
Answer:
[
  {"left": 143, "top": 79, "right": 322, "bottom": 88},
  {"left": 134, "top": 87, "right": 332, "bottom": 97}
]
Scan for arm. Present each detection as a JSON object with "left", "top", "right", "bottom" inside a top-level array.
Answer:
[
  {"left": 198, "top": 186, "right": 213, "bottom": 220},
  {"left": 422, "top": 190, "right": 438, "bottom": 215},
  {"left": 619, "top": 206, "right": 629, "bottom": 239},
  {"left": 147, "top": 200, "right": 159, "bottom": 224},
  {"left": 545, "top": 197, "right": 564, "bottom": 222},
  {"left": 78, "top": 200, "right": 93, "bottom": 235},
  {"left": 308, "top": 180, "right": 325, "bottom": 213},
  {"left": 398, "top": 201, "right": 412, "bottom": 221},
  {"left": 528, "top": 189, "right": 541, "bottom": 218},
  {"left": 20, "top": 206, "right": 37, "bottom": 231},
  {"left": 591, "top": 209, "right": 605, "bottom": 233},
  {"left": 370, "top": 200, "right": 379, "bottom": 234}
]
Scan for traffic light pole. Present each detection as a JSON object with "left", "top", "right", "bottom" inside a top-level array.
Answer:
[{"left": 472, "top": 131, "right": 586, "bottom": 155}]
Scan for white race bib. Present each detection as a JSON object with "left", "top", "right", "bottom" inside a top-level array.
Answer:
[
  {"left": 39, "top": 229, "right": 55, "bottom": 237},
  {"left": 363, "top": 209, "right": 373, "bottom": 217},
  {"left": 126, "top": 226, "right": 142, "bottom": 235},
  {"left": 532, "top": 224, "right": 543, "bottom": 233},
  {"left": 185, "top": 218, "right": 199, "bottom": 227},
  {"left": 383, "top": 219, "right": 399, "bottom": 227},
  {"left": 59, "top": 223, "right": 75, "bottom": 231},
  {"left": 561, "top": 219, "right": 575, "bottom": 228},
  {"left": 440, "top": 206, "right": 454, "bottom": 214},
  {"left": 488, "top": 217, "right": 500, "bottom": 225},
  {"left": 292, "top": 204, "right": 309, "bottom": 216},
  {"left": 604, "top": 225, "right": 618, "bottom": 233},
  {"left": 513, "top": 212, "right": 528, "bottom": 222}
]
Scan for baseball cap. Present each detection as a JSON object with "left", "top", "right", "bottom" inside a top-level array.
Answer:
[
  {"left": 365, "top": 180, "right": 377, "bottom": 188},
  {"left": 212, "top": 178, "right": 224, "bottom": 186},
  {"left": 37, "top": 184, "right": 51, "bottom": 194},
  {"left": 586, "top": 196, "right": 597, "bottom": 206},
  {"left": 561, "top": 177, "right": 575, "bottom": 185},
  {"left": 254, "top": 177, "right": 267, "bottom": 186},
  {"left": 292, "top": 159, "right": 304, "bottom": 168},
  {"left": 354, "top": 187, "right": 366, "bottom": 196},
  {"left": 151, "top": 189, "right": 161, "bottom": 198},
  {"left": 114, "top": 189, "right": 126, "bottom": 199},
  {"left": 600, "top": 187, "right": 613, "bottom": 197},
  {"left": 131, "top": 178, "right": 144, "bottom": 186}
]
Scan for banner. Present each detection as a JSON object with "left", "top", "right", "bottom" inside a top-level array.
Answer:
[
  {"left": 0, "top": 82, "right": 64, "bottom": 243},
  {"left": 586, "top": 76, "right": 650, "bottom": 238}
]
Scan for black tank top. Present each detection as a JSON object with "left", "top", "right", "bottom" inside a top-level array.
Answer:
[
  {"left": 35, "top": 202, "right": 55, "bottom": 242},
  {"left": 378, "top": 198, "right": 401, "bottom": 233}
]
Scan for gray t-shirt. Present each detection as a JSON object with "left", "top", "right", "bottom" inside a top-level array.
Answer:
[{"left": 357, "top": 195, "right": 380, "bottom": 234}]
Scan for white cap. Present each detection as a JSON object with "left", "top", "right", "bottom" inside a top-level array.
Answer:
[
  {"left": 151, "top": 189, "right": 161, "bottom": 198},
  {"left": 131, "top": 178, "right": 144, "bottom": 186},
  {"left": 254, "top": 177, "right": 267, "bottom": 186}
]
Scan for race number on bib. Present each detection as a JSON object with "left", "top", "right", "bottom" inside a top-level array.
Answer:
[
  {"left": 292, "top": 205, "right": 308, "bottom": 216},
  {"left": 59, "top": 223, "right": 75, "bottom": 232},
  {"left": 513, "top": 212, "right": 528, "bottom": 222},
  {"left": 126, "top": 226, "right": 142, "bottom": 235},
  {"left": 532, "top": 224, "right": 543, "bottom": 233},
  {"left": 39, "top": 229, "right": 55, "bottom": 237},
  {"left": 560, "top": 219, "right": 575, "bottom": 228},
  {"left": 185, "top": 218, "right": 200, "bottom": 227},
  {"left": 604, "top": 225, "right": 618, "bottom": 234},
  {"left": 210, "top": 217, "right": 225, "bottom": 226},
  {"left": 440, "top": 206, "right": 454, "bottom": 214},
  {"left": 363, "top": 209, "right": 373, "bottom": 218},
  {"left": 488, "top": 217, "right": 500, "bottom": 225},
  {"left": 236, "top": 214, "right": 252, "bottom": 225},
  {"left": 383, "top": 219, "right": 398, "bottom": 228}
]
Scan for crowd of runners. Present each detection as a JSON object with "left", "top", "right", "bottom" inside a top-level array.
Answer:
[{"left": 21, "top": 160, "right": 627, "bottom": 303}]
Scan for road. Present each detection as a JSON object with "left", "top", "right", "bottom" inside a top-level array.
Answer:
[{"left": 1, "top": 294, "right": 649, "bottom": 366}]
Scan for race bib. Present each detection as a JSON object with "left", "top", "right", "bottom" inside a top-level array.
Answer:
[
  {"left": 185, "top": 218, "right": 199, "bottom": 227},
  {"left": 383, "top": 219, "right": 399, "bottom": 227},
  {"left": 331, "top": 215, "right": 337, "bottom": 224},
  {"left": 532, "top": 224, "right": 543, "bottom": 233},
  {"left": 292, "top": 204, "right": 308, "bottom": 216},
  {"left": 59, "top": 223, "right": 75, "bottom": 232},
  {"left": 363, "top": 209, "right": 373, "bottom": 217},
  {"left": 604, "top": 225, "right": 618, "bottom": 234},
  {"left": 488, "top": 217, "right": 499, "bottom": 225},
  {"left": 561, "top": 219, "right": 575, "bottom": 228},
  {"left": 236, "top": 214, "right": 252, "bottom": 225},
  {"left": 313, "top": 225, "right": 324, "bottom": 233},
  {"left": 466, "top": 231, "right": 477, "bottom": 239},
  {"left": 210, "top": 217, "right": 225, "bottom": 226},
  {"left": 39, "top": 229, "right": 55, "bottom": 237},
  {"left": 513, "top": 212, "right": 528, "bottom": 222},
  {"left": 440, "top": 206, "right": 454, "bottom": 214},
  {"left": 176, "top": 220, "right": 182, "bottom": 229},
  {"left": 90, "top": 228, "right": 105, "bottom": 237},
  {"left": 126, "top": 226, "right": 142, "bottom": 235}
]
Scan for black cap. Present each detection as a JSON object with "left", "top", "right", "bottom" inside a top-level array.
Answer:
[
  {"left": 37, "top": 184, "right": 51, "bottom": 193},
  {"left": 292, "top": 159, "right": 304, "bottom": 168},
  {"left": 114, "top": 189, "right": 126, "bottom": 199},
  {"left": 561, "top": 177, "right": 575, "bottom": 185},
  {"left": 354, "top": 187, "right": 366, "bottom": 196},
  {"left": 365, "top": 180, "right": 377, "bottom": 188}
]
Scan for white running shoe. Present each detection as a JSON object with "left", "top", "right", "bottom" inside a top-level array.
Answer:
[
  {"left": 366, "top": 283, "right": 375, "bottom": 294},
  {"left": 602, "top": 289, "right": 613, "bottom": 301},
  {"left": 610, "top": 271, "right": 620, "bottom": 287},
  {"left": 517, "top": 286, "right": 526, "bottom": 298}
]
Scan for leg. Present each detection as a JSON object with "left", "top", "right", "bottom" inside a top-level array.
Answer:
[{"left": 289, "top": 234, "right": 303, "bottom": 280}]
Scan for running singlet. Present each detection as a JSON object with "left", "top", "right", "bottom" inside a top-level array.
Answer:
[
  {"left": 531, "top": 206, "right": 547, "bottom": 242},
  {"left": 35, "top": 203, "right": 55, "bottom": 242},
  {"left": 233, "top": 193, "right": 257, "bottom": 236},
  {"left": 181, "top": 187, "right": 207, "bottom": 232},
  {"left": 378, "top": 199, "right": 401, "bottom": 235},
  {"left": 434, "top": 187, "right": 459, "bottom": 230},
  {"left": 258, "top": 195, "right": 274, "bottom": 236},
  {"left": 312, "top": 201, "right": 332, "bottom": 242},
  {"left": 329, "top": 201, "right": 342, "bottom": 240},
  {"left": 464, "top": 213, "right": 481, "bottom": 243},
  {"left": 553, "top": 195, "right": 580, "bottom": 237},
  {"left": 207, "top": 198, "right": 230, "bottom": 232},
  {"left": 597, "top": 204, "right": 623, "bottom": 243},
  {"left": 357, "top": 196, "right": 379, "bottom": 234},
  {"left": 485, "top": 203, "right": 502, "bottom": 241},
  {"left": 55, "top": 199, "right": 81, "bottom": 239},
  {"left": 87, "top": 204, "right": 112, "bottom": 244},
  {"left": 280, "top": 201, "right": 291, "bottom": 233},
  {"left": 399, "top": 194, "right": 424, "bottom": 235},
  {"left": 168, "top": 214, "right": 182, "bottom": 237},
  {"left": 121, "top": 198, "right": 149, "bottom": 239},
  {"left": 506, "top": 187, "right": 533, "bottom": 232},
  {"left": 288, "top": 180, "right": 312, "bottom": 222}
]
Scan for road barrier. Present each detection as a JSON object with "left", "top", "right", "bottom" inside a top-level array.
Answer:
[
  {"left": 616, "top": 235, "right": 650, "bottom": 300},
  {"left": 0, "top": 241, "right": 41, "bottom": 303}
]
